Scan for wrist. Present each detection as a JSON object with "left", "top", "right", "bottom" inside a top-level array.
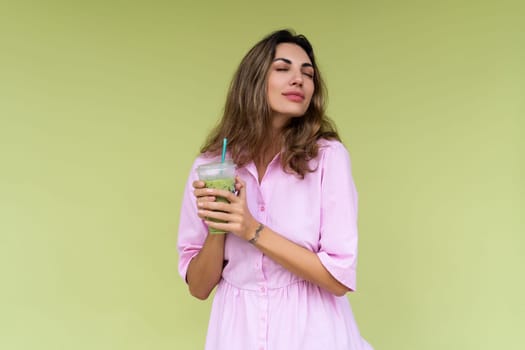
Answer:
[
  {"left": 248, "top": 222, "right": 264, "bottom": 245},
  {"left": 205, "top": 232, "right": 226, "bottom": 243}
]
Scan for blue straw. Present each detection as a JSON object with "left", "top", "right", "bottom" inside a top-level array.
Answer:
[{"left": 221, "top": 138, "right": 228, "bottom": 163}]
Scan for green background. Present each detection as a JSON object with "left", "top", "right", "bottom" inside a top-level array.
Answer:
[{"left": 1, "top": 0, "right": 523, "bottom": 349}]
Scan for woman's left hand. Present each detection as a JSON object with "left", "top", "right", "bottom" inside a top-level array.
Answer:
[{"left": 197, "top": 176, "right": 259, "bottom": 241}]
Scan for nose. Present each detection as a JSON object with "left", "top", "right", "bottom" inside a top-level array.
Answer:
[{"left": 290, "top": 69, "right": 303, "bottom": 86}]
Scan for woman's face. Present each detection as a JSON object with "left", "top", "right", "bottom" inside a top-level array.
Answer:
[{"left": 266, "top": 43, "right": 315, "bottom": 123}]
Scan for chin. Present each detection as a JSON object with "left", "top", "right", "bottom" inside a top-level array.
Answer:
[
  {"left": 271, "top": 107, "right": 309, "bottom": 121},
  {"left": 279, "top": 108, "right": 308, "bottom": 118}
]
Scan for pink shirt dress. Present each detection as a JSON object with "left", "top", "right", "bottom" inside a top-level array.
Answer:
[{"left": 178, "top": 139, "right": 373, "bottom": 350}]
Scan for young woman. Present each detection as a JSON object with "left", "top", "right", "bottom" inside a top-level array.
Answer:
[{"left": 178, "top": 29, "right": 373, "bottom": 350}]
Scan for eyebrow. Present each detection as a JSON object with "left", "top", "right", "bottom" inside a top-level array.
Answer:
[{"left": 273, "top": 57, "right": 314, "bottom": 68}]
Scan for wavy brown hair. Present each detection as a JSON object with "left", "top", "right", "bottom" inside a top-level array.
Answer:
[{"left": 200, "top": 29, "right": 340, "bottom": 178}]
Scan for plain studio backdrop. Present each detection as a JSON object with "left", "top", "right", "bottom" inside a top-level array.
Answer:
[{"left": 0, "top": 1, "right": 523, "bottom": 349}]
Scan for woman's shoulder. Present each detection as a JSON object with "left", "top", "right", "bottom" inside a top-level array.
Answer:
[
  {"left": 317, "top": 138, "right": 348, "bottom": 156},
  {"left": 314, "top": 138, "right": 353, "bottom": 175},
  {"left": 314, "top": 138, "right": 353, "bottom": 169}
]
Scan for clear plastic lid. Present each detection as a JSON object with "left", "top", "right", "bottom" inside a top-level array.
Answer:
[{"left": 196, "top": 160, "right": 236, "bottom": 180}]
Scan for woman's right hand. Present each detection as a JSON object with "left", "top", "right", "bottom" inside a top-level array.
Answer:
[
  {"left": 187, "top": 179, "right": 226, "bottom": 300},
  {"left": 192, "top": 180, "right": 215, "bottom": 209}
]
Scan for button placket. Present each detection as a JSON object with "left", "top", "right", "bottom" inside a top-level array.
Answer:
[
  {"left": 257, "top": 290, "right": 269, "bottom": 349},
  {"left": 253, "top": 166, "right": 270, "bottom": 349},
  {"left": 256, "top": 252, "right": 268, "bottom": 349}
]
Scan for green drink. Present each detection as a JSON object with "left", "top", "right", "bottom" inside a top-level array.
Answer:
[
  {"left": 196, "top": 160, "right": 236, "bottom": 234},
  {"left": 204, "top": 178, "right": 235, "bottom": 234}
]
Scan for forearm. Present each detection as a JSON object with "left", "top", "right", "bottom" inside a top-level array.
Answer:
[
  {"left": 252, "top": 226, "right": 349, "bottom": 296},
  {"left": 186, "top": 234, "right": 226, "bottom": 300}
]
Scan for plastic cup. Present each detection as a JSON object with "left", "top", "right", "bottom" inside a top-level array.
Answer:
[{"left": 196, "top": 160, "right": 236, "bottom": 234}]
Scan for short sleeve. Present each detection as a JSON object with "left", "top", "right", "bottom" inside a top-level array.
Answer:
[
  {"left": 177, "top": 159, "right": 209, "bottom": 282},
  {"left": 316, "top": 142, "right": 359, "bottom": 291}
]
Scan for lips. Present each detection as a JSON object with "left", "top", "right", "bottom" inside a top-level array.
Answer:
[{"left": 282, "top": 91, "right": 305, "bottom": 102}]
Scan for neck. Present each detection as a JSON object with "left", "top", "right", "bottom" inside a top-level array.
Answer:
[
  {"left": 271, "top": 113, "right": 292, "bottom": 132},
  {"left": 255, "top": 115, "right": 288, "bottom": 167},
  {"left": 256, "top": 136, "right": 282, "bottom": 167}
]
